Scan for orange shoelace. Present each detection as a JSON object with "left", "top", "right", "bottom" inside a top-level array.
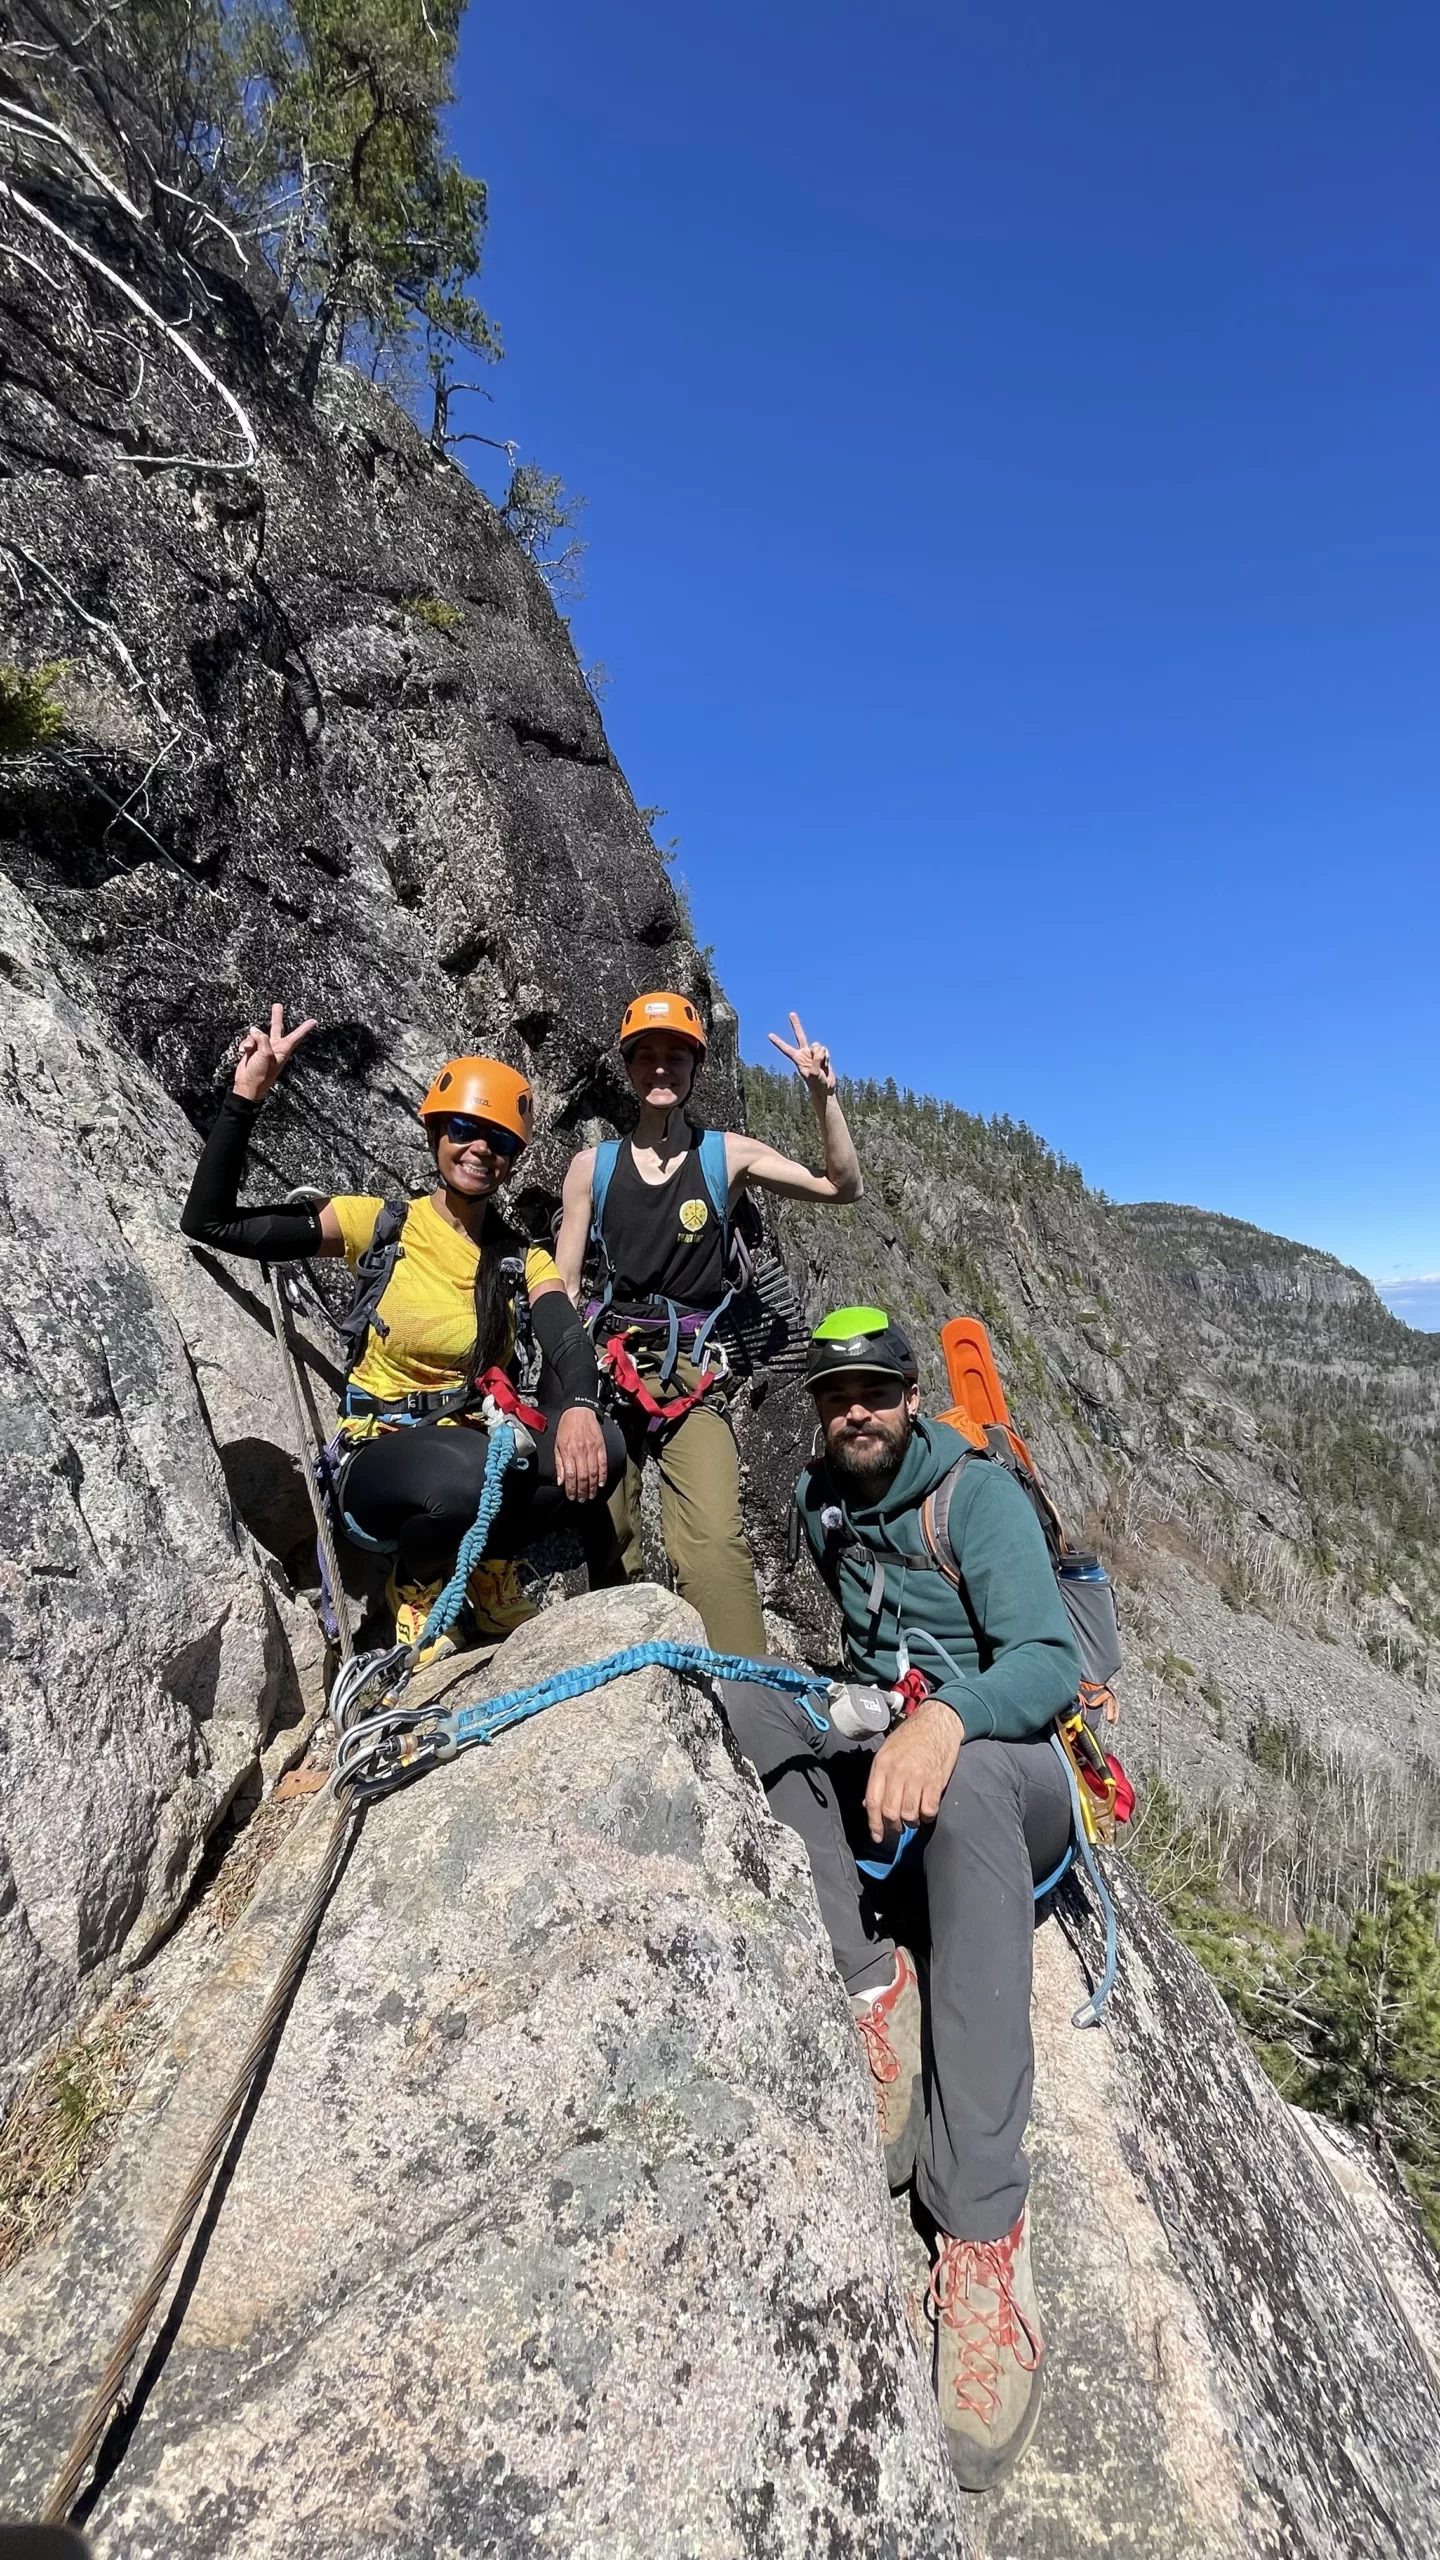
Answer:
[
  {"left": 929, "top": 2230, "right": 1042, "bottom": 2424},
  {"left": 853, "top": 2000, "right": 903, "bottom": 2088}
]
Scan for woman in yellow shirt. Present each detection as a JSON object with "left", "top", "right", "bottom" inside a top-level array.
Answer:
[{"left": 182, "top": 1005, "right": 625, "bottom": 1648}]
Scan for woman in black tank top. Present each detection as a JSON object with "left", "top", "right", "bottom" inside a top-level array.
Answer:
[
  {"left": 554, "top": 994, "right": 863, "bottom": 1659},
  {"left": 602, "top": 1129, "right": 729, "bottom": 1313}
]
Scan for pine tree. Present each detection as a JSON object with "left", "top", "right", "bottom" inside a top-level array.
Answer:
[
  {"left": 1302, "top": 1869, "right": 1440, "bottom": 2247},
  {"left": 232, "top": 0, "right": 496, "bottom": 395},
  {"left": 42, "top": 0, "right": 497, "bottom": 404}
]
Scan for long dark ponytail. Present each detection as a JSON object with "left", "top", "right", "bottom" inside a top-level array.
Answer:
[{"left": 470, "top": 1215, "right": 524, "bottom": 1377}]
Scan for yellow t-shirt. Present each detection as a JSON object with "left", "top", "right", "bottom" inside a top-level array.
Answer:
[{"left": 330, "top": 1193, "right": 561, "bottom": 1438}]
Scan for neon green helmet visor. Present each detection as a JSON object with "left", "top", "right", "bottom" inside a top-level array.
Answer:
[{"left": 805, "top": 1307, "right": 918, "bottom": 1393}]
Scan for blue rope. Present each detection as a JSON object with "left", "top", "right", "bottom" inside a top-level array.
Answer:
[
  {"left": 393, "top": 1593, "right": 1119, "bottom": 2026},
  {"left": 442, "top": 1641, "right": 830, "bottom": 1753},
  {"left": 414, "top": 1424, "right": 522, "bottom": 1653}
]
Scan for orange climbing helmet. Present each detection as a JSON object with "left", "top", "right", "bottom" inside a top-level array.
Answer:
[
  {"left": 618, "top": 989, "right": 707, "bottom": 1055},
  {"left": 417, "top": 1056, "right": 534, "bottom": 1148}
]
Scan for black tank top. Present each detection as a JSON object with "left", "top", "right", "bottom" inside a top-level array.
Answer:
[{"left": 601, "top": 1128, "right": 729, "bottom": 1314}]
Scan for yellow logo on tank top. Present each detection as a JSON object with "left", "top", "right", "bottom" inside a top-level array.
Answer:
[{"left": 679, "top": 1197, "right": 709, "bottom": 1237}]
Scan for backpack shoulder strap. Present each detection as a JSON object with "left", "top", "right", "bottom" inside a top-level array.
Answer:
[
  {"left": 589, "top": 1140, "right": 622, "bottom": 1239},
  {"left": 697, "top": 1128, "right": 731, "bottom": 1244},
  {"left": 918, "top": 1451, "right": 988, "bottom": 1592},
  {"left": 980, "top": 1425, "right": 1066, "bottom": 1566},
  {"left": 791, "top": 1462, "right": 850, "bottom": 1598},
  {"left": 496, "top": 1237, "right": 534, "bottom": 1363},
  {"left": 337, "top": 1198, "right": 410, "bottom": 1370}
]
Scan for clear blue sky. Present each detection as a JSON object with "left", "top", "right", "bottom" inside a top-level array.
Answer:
[{"left": 450, "top": 1, "right": 1438, "bottom": 1298}]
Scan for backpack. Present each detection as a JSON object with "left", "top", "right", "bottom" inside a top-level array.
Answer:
[
  {"left": 335, "top": 1200, "right": 534, "bottom": 1385},
  {"left": 794, "top": 1313, "right": 1122, "bottom": 1697},
  {"left": 917, "top": 1454, "right": 1122, "bottom": 1693}
]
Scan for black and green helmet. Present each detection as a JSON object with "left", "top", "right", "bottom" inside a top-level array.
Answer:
[{"left": 803, "top": 1305, "right": 919, "bottom": 1395}]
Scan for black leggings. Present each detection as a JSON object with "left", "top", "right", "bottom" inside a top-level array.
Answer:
[{"left": 341, "top": 1386, "right": 627, "bottom": 1584}]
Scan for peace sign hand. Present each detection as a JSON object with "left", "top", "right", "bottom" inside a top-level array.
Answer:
[
  {"left": 233, "top": 1002, "right": 319, "bottom": 1103},
  {"left": 768, "top": 1012, "right": 837, "bottom": 1099}
]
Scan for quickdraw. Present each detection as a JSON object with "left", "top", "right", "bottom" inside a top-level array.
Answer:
[{"left": 332, "top": 1638, "right": 832, "bottom": 1803}]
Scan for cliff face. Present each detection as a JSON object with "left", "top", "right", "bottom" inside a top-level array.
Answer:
[
  {"left": 4, "top": 41, "right": 1440, "bottom": 2555},
  {"left": 0, "top": 73, "right": 735, "bottom": 2076},
  {"left": 0, "top": 867, "right": 328, "bottom": 2092},
  {"left": 0, "top": 103, "right": 740, "bottom": 1208},
  {"left": 5, "top": 1599, "right": 1438, "bottom": 2557}
]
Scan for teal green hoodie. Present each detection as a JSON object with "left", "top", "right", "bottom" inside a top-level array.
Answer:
[{"left": 795, "top": 1418, "right": 1082, "bottom": 1741}]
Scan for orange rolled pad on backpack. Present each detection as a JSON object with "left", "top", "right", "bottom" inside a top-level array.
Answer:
[{"left": 939, "top": 1315, "right": 1042, "bottom": 1476}]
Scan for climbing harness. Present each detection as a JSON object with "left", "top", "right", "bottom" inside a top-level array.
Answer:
[
  {"left": 582, "top": 1126, "right": 803, "bottom": 1409},
  {"left": 270, "top": 1173, "right": 541, "bottom": 1631},
  {"left": 586, "top": 1128, "right": 736, "bottom": 1381},
  {"left": 794, "top": 1307, "right": 1132, "bottom": 2025},
  {"left": 843, "top": 1625, "right": 1120, "bottom": 2018},
  {"left": 597, "top": 1323, "right": 730, "bottom": 1433}
]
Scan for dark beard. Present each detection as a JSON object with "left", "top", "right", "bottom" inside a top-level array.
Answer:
[{"left": 826, "top": 1414, "right": 909, "bottom": 1500}]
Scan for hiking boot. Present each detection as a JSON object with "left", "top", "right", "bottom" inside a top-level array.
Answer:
[
  {"left": 465, "top": 1556, "right": 541, "bottom": 1641},
  {"left": 930, "top": 2208, "right": 1044, "bottom": 2491},
  {"left": 850, "top": 1946, "right": 923, "bottom": 2189},
  {"left": 386, "top": 1572, "right": 461, "bottom": 1664}
]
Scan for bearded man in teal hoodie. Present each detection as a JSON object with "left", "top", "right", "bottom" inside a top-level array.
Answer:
[{"left": 718, "top": 1307, "right": 1080, "bottom": 2492}]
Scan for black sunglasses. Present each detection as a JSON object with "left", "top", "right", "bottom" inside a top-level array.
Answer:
[{"left": 432, "top": 1112, "right": 522, "bottom": 1158}]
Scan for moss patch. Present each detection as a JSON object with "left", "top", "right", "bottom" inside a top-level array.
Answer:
[
  {"left": 0, "top": 1995, "right": 155, "bottom": 2271},
  {"left": 0, "top": 660, "right": 68, "bottom": 754},
  {"left": 400, "top": 595, "right": 464, "bottom": 632}
]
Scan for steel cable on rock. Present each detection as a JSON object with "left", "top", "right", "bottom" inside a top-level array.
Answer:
[
  {"left": 40, "top": 1793, "right": 361, "bottom": 2526},
  {"left": 40, "top": 1425, "right": 526, "bottom": 2521},
  {"left": 262, "top": 1261, "right": 354, "bottom": 1668}
]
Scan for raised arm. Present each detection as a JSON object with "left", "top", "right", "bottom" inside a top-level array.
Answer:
[
  {"left": 726, "top": 1014, "right": 863, "bottom": 1205},
  {"left": 180, "top": 1002, "right": 348, "bottom": 1261},
  {"left": 555, "top": 1145, "right": 598, "bottom": 1302}
]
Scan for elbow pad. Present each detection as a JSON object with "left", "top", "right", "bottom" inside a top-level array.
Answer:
[
  {"left": 180, "top": 1092, "right": 324, "bottom": 1262},
  {"left": 531, "top": 1289, "right": 602, "bottom": 1407}
]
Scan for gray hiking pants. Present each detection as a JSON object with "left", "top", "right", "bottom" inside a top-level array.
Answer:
[{"left": 718, "top": 1672, "right": 1072, "bottom": 2244}]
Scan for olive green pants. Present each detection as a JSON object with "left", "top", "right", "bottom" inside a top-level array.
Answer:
[{"left": 608, "top": 1355, "right": 768, "bottom": 1658}]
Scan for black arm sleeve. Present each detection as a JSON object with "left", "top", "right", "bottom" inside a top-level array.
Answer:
[
  {"left": 530, "top": 1288, "right": 602, "bottom": 1411},
  {"left": 180, "top": 1092, "right": 324, "bottom": 1261}
]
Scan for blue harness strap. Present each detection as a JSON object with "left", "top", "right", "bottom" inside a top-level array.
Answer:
[{"left": 856, "top": 1825, "right": 1076, "bottom": 1897}]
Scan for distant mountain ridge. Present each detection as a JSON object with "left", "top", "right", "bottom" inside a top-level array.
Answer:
[
  {"left": 745, "top": 1066, "right": 1440, "bottom": 1643},
  {"left": 1116, "top": 1200, "right": 1384, "bottom": 1316}
]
